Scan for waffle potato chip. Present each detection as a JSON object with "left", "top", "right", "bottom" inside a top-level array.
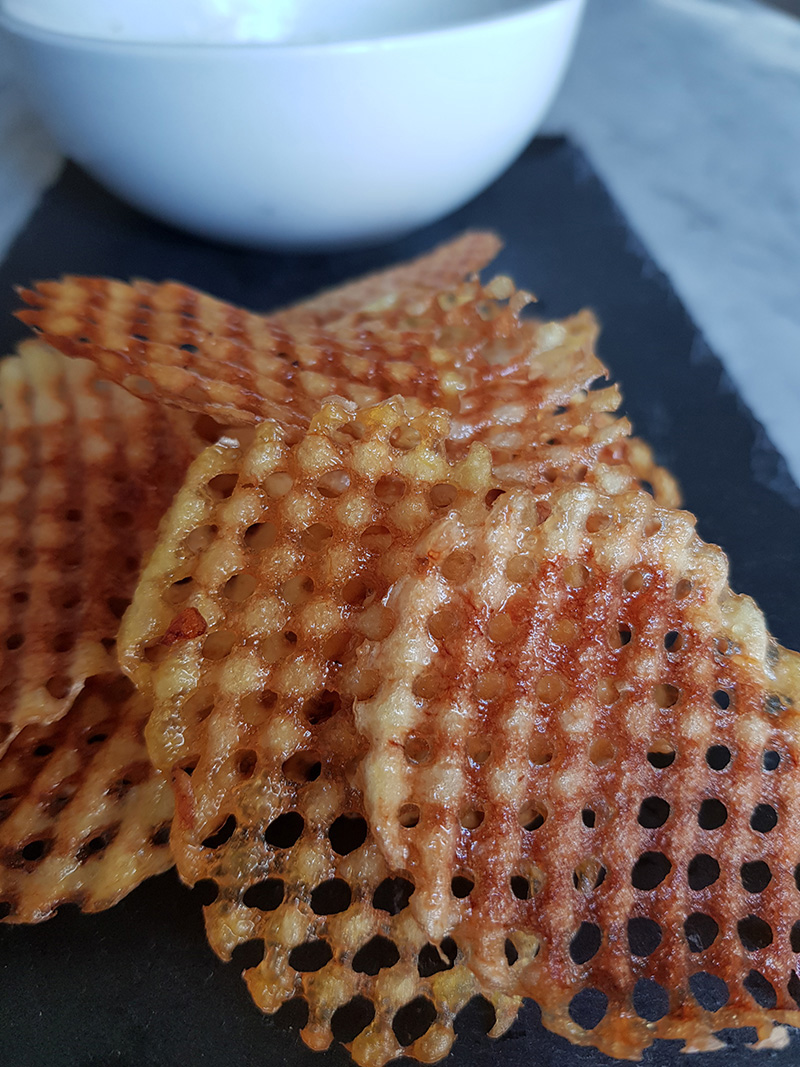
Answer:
[
  {"left": 446, "top": 310, "right": 679, "bottom": 507},
  {"left": 354, "top": 483, "right": 800, "bottom": 1056},
  {"left": 229, "top": 701, "right": 521, "bottom": 1066},
  {"left": 0, "top": 341, "right": 195, "bottom": 755},
  {"left": 15, "top": 275, "right": 497, "bottom": 426},
  {"left": 0, "top": 673, "right": 173, "bottom": 923},
  {"left": 270, "top": 230, "right": 503, "bottom": 327},
  {"left": 118, "top": 398, "right": 529, "bottom": 1062},
  {"left": 120, "top": 397, "right": 494, "bottom": 833}
]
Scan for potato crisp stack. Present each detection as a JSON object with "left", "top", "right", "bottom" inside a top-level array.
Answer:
[{"left": 5, "top": 232, "right": 800, "bottom": 1065}]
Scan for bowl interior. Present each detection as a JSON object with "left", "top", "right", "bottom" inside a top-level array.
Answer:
[{"left": 1, "top": 0, "right": 566, "bottom": 45}]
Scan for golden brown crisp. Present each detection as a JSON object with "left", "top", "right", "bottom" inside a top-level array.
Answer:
[
  {"left": 0, "top": 673, "right": 173, "bottom": 923},
  {"left": 0, "top": 341, "right": 196, "bottom": 755},
  {"left": 354, "top": 483, "right": 800, "bottom": 1057},
  {"left": 117, "top": 398, "right": 525, "bottom": 1063},
  {"left": 270, "top": 230, "right": 503, "bottom": 327},
  {"left": 15, "top": 275, "right": 489, "bottom": 426}
]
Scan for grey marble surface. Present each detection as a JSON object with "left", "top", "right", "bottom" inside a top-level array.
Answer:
[
  {"left": 545, "top": 0, "right": 800, "bottom": 486},
  {"left": 1, "top": 0, "right": 799, "bottom": 483}
]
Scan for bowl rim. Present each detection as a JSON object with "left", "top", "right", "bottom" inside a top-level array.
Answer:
[{"left": 0, "top": 0, "right": 583, "bottom": 54}]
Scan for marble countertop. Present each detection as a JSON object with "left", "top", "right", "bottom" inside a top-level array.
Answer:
[
  {"left": 546, "top": 0, "right": 800, "bottom": 488},
  {"left": 1, "top": 0, "right": 799, "bottom": 483}
]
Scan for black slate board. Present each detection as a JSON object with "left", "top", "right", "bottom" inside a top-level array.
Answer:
[{"left": 0, "top": 137, "right": 798, "bottom": 1067}]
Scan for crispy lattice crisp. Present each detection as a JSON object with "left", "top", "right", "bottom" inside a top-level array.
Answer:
[
  {"left": 117, "top": 398, "right": 537, "bottom": 1064},
  {"left": 445, "top": 310, "right": 679, "bottom": 508},
  {"left": 15, "top": 276, "right": 502, "bottom": 426},
  {"left": 119, "top": 397, "right": 494, "bottom": 848},
  {"left": 0, "top": 340, "right": 196, "bottom": 755},
  {"left": 0, "top": 673, "right": 173, "bottom": 923},
  {"left": 15, "top": 270, "right": 678, "bottom": 508},
  {"left": 16, "top": 233, "right": 505, "bottom": 427},
  {"left": 270, "top": 230, "right": 503, "bottom": 327},
  {"left": 354, "top": 483, "right": 800, "bottom": 1057},
  {"left": 115, "top": 389, "right": 692, "bottom": 1062}
]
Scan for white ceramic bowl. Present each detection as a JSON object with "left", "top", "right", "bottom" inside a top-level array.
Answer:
[{"left": 0, "top": 0, "right": 586, "bottom": 250}]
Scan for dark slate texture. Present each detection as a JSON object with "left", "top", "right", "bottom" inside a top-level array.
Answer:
[{"left": 0, "top": 137, "right": 797, "bottom": 1066}]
